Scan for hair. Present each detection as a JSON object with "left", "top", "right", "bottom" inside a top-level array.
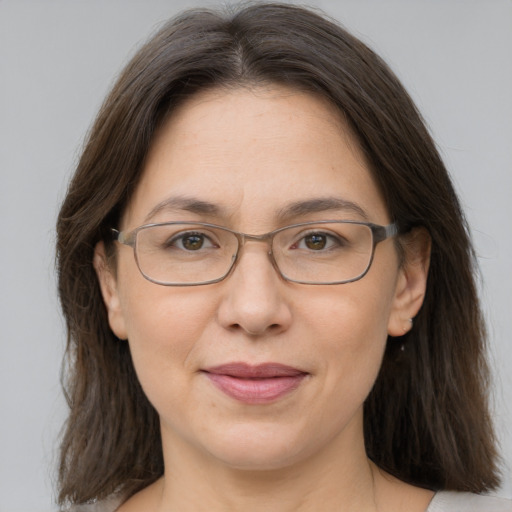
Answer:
[{"left": 56, "top": 2, "right": 500, "bottom": 506}]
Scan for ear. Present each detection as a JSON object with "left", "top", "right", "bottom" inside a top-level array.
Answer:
[
  {"left": 387, "top": 228, "right": 431, "bottom": 337},
  {"left": 93, "top": 241, "right": 128, "bottom": 340}
]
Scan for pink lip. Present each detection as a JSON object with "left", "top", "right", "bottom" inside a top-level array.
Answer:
[{"left": 203, "top": 363, "right": 308, "bottom": 404}]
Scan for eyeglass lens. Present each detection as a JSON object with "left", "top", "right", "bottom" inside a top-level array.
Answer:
[{"left": 133, "top": 222, "right": 376, "bottom": 285}]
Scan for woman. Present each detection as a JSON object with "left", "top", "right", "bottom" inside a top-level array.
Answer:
[{"left": 56, "top": 3, "right": 511, "bottom": 511}]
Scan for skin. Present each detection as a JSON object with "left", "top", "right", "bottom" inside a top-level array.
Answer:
[{"left": 95, "top": 86, "right": 432, "bottom": 511}]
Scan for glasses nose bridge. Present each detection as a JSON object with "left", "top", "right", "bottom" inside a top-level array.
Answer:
[
  {"left": 236, "top": 230, "right": 276, "bottom": 258},
  {"left": 232, "top": 230, "right": 278, "bottom": 274},
  {"left": 239, "top": 230, "right": 274, "bottom": 247}
]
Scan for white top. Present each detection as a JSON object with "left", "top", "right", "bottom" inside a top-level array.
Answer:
[
  {"left": 71, "top": 490, "right": 512, "bottom": 511},
  {"left": 426, "top": 491, "right": 512, "bottom": 511}
]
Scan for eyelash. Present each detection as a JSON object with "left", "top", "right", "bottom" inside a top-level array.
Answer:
[
  {"left": 166, "top": 231, "right": 218, "bottom": 250},
  {"left": 291, "top": 230, "right": 347, "bottom": 251}
]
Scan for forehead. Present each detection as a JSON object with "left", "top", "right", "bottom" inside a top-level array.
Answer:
[{"left": 123, "top": 86, "right": 387, "bottom": 229}]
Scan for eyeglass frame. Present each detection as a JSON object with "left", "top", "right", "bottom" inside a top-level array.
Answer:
[{"left": 111, "top": 220, "right": 398, "bottom": 286}]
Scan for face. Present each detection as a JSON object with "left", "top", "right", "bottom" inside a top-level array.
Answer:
[{"left": 95, "top": 86, "right": 428, "bottom": 472}]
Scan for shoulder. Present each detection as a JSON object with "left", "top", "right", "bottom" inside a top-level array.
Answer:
[{"left": 427, "top": 491, "right": 512, "bottom": 512}]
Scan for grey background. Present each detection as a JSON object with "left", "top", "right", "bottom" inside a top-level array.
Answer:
[{"left": 1, "top": 1, "right": 511, "bottom": 510}]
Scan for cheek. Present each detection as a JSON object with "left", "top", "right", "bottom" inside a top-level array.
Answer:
[
  {"left": 303, "top": 275, "right": 395, "bottom": 348},
  {"left": 303, "top": 275, "right": 396, "bottom": 396},
  {"left": 119, "top": 283, "right": 218, "bottom": 398},
  {"left": 318, "top": 299, "right": 387, "bottom": 376}
]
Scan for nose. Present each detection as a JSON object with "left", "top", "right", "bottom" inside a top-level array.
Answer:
[{"left": 216, "top": 244, "right": 293, "bottom": 337}]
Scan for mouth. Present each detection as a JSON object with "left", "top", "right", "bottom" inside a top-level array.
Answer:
[{"left": 202, "top": 362, "right": 308, "bottom": 404}]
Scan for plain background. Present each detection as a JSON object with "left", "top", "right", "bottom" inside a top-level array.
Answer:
[{"left": 0, "top": 1, "right": 511, "bottom": 510}]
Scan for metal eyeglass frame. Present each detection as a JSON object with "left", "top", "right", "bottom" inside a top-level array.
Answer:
[{"left": 111, "top": 220, "right": 398, "bottom": 286}]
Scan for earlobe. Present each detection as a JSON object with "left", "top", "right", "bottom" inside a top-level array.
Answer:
[
  {"left": 93, "top": 242, "right": 128, "bottom": 340},
  {"left": 387, "top": 228, "right": 431, "bottom": 337}
]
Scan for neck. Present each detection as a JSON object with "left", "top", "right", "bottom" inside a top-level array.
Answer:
[
  {"left": 120, "top": 413, "right": 434, "bottom": 512},
  {"left": 154, "top": 417, "right": 382, "bottom": 512}
]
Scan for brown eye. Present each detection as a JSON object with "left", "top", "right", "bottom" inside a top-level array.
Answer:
[
  {"left": 166, "top": 232, "right": 214, "bottom": 251},
  {"left": 181, "top": 234, "right": 205, "bottom": 250},
  {"left": 304, "top": 234, "right": 327, "bottom": 250}
]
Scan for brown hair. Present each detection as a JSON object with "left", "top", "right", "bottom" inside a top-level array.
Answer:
[{"left": 56, "top": 2, "right": 500, "bottom": 506}]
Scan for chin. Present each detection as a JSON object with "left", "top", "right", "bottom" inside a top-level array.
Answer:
[
  {"left": 198, "top": 422, "right": 318, "bottom": 471},
  {"left": 211, "top": 446, "right": 305, "bottom": 472}
]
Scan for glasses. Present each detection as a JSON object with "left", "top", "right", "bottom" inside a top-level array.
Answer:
[{"left": 112, "top": 220, "right": 397, "bottom": 286}]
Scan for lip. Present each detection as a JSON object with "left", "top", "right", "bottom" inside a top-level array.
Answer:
[{"left": 202, "top": 362, "right": 308, "bottom": 404}]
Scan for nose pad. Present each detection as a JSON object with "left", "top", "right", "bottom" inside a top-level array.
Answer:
[{"left": 216, "top": 246, "right": 292, "bottom": 337}]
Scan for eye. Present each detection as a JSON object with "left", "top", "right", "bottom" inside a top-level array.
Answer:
[
  {"left": 303, "top": 233, "right": 328, "bottom": 250},
  {"left": 294, "top": 231, "right": 343, "bottom": 251},
  {"left": 169, "top": 232, "right": 217, "bottom": 251}
]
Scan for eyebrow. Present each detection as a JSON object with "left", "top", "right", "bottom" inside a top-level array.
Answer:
[
  {"left": 276, "top": 197, "right": 369, "bottom": 222},
  {"left": 144, "top": 196, "right": 224, "bottom": 223},
  {"left": 144, "top": 195, "right": 369, "bottom": 224}
]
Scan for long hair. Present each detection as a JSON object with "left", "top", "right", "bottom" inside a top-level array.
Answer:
[{"left": 56, "top": 3, "right": 500, "bottom": 505}]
